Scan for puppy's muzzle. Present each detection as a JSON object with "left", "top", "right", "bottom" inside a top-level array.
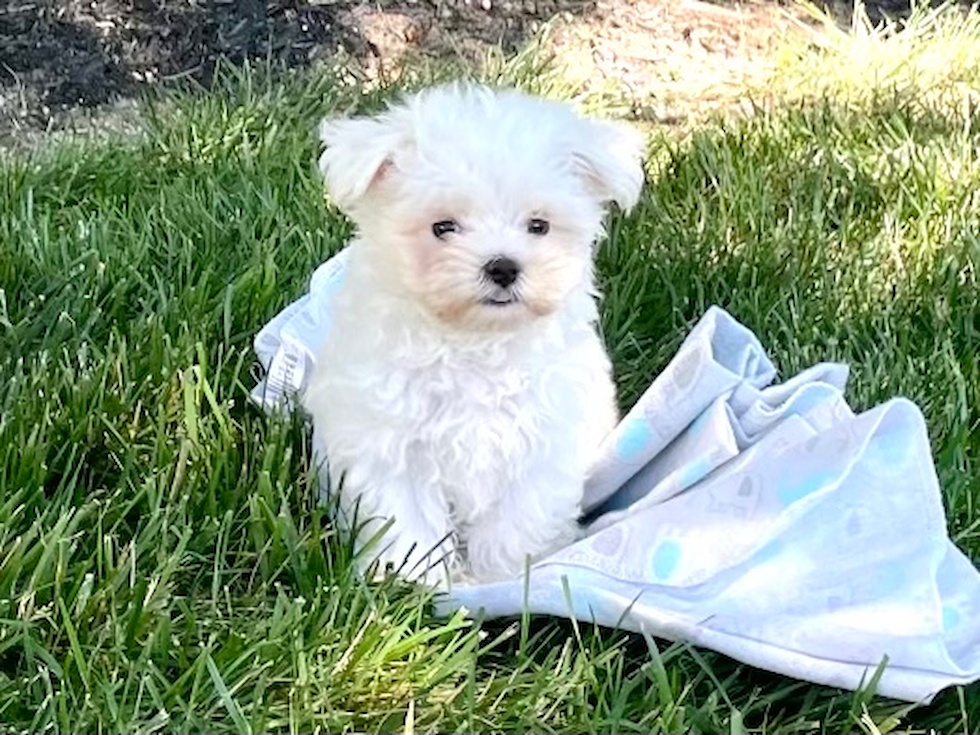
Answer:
[{"left": 483, "top": 257, "right": 520, "bottom": 288}]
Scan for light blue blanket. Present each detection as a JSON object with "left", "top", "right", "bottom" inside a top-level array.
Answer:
[{"left": 253, "top": 251, "right": 980, "bottom": 703}]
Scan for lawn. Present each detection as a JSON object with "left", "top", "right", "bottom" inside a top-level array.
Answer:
[{"left": 1, "top": 4, "right": 979, "bottom": 731}]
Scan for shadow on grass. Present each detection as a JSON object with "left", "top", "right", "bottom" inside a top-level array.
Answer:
[{"left": 0, "top": 0, "right": 599, "bottom": 135}]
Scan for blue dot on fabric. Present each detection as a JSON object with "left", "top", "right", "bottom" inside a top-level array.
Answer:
[
  {"left": 616, "top": 418, "right": 653, "bottom": 460},
  {"left": 872, "top": 563, "right": 906, "bottom": 597},
  {"left": 787, "top": 388, "right": 824, "bottom": 417},
  {"left": 868, "top": 432, "right": 908, "bottom": 469},
  {"left": 778, "top": 470, "right": 836, "bottom": 507},
  {"left": 652, "top": 540, "right": 681, "bottom": 580},
  {"left": 678, "top": 456, "right": 712, "bottom": 489},
  {"left": 942, "top": 605, "right": 960, "bottom": 631}
]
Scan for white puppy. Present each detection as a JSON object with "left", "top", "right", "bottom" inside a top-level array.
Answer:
[{"left": 303, "top": 84, "right": 645, "bottom": 583}]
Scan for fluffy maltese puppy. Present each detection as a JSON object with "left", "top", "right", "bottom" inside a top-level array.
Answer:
[{"left": 303, "top": 84, "right": 645, "bottom": 583}]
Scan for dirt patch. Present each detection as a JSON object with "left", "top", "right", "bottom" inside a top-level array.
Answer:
[
  {"left": 1, "top": 1, "right": 358, "bottom": 131},
  {"left": 0, "top": 0, "right": 916, "bottom": 142},
  {"left": 0, "top": 0, "right": 605, "bottom": 137},
  {"left": 547, "top": 0, "right": 810, "bottom": 125}
]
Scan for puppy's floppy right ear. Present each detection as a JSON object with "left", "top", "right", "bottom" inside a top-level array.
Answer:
[
  {"left": 317, "top": 116, "right": 403, "bottom": 211},
  {"left": 572, "top": 119, "right": 647, "bottom": 212}
]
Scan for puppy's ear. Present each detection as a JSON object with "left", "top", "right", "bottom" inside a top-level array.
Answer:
[
  {"left": 572, "top": 119, "right": 646, "bottom": 212},
  {"left": 317, "top": 116, "right": 404, "bottom": 211}
]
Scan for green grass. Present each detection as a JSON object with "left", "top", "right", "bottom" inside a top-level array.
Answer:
[{"left": 2, "top": 23, "right": 980, "bottom": 732}]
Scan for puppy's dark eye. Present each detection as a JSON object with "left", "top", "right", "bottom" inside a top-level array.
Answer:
[
  {"left": 432, "top": 220, "right": 460, "bottom": 239},
  {"left": 527, "top": 218, "right": 550, "bottom": 236}
]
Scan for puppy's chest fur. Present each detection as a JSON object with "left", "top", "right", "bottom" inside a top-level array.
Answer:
[
  {"left": 397, "top": 352, "right": 547, "bottom": 519},
  {"left": 357, "top": 326, "right": 579, "bottom": 522}
]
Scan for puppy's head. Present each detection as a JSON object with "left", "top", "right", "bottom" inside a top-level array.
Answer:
[{"left": 318, "top": 84, "right": 645, "bottom": 330}]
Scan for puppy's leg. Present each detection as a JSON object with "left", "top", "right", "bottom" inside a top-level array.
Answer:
[
  {"left": 463, "top": 466, "right": 582, "bottom": 581},
  {"left": 336, "top": 460, "right": 456, "bottom": 585}
]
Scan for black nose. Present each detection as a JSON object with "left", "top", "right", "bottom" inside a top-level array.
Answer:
[{"left": 484, "top": 257, "right": 520, "bottom": 288}]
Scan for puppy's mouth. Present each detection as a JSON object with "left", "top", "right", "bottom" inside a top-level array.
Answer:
[{"left": 480, "top": 293, "right": 519, "bottom": 307}]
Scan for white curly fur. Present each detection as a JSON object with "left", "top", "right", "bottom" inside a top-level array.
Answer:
[{"left": 303, "top": 84, "right": 645, "bottom": 583}]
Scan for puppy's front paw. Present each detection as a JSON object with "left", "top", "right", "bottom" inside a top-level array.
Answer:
[
  {"left": 357, "top": 523, "right": 458, "bottom": 588},
  {"left": 465, "top": 517, "right": 579, "bottom": 582}
]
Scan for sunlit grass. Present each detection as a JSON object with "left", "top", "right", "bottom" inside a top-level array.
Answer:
[{"left": 767, "top": 1, "right": 980, "bottom": 119}]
